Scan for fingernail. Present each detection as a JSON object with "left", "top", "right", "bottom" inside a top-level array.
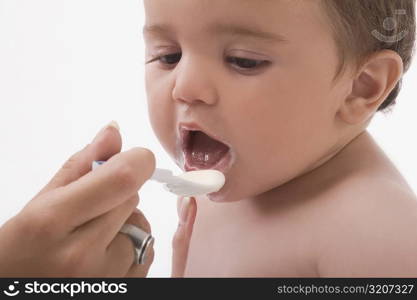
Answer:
[
  {"left": 107, "top": 120, "right": 120, "bottom": 131},
  {"left": 179, "top": 197, "right": 192, "bottom": 225},
  {"left": 92, "top": 120, "right": 120, "bottom": 143}
]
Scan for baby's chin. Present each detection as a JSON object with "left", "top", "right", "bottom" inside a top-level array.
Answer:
[
  {"left": 206, "top": 188, "right": 230, "bottom": 202},
  {"left": 205, "top": 172, "right": 294, "bottom": 203},
  {"left": 204, "top": 179, "right": 248, "bottom": 203}
]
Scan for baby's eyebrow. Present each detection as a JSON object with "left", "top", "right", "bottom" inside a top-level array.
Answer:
[
  {"left": 143, "top": 22, "right": 289, "bottom": 44},
  {"left": 209, "top": 23, "right": 289, "bottom": 44}
]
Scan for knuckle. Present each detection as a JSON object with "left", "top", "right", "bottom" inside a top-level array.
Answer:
[
  {"left": 134, "top": 147, "right": 156, "bottom": 177},
  {"left": 113, "top": 163, "right": 137, "bottom": 189},
  {"left": 129, "top": 209, "right": 151, "bottom": 234},
  {"left": 62, "top": 154, "right": 77, "bottom": 171},
  {"left": 139, "top": 221, "right": 152, "bottom": 236},
  {"left": 62, "top": 151, "right": 83, "bottom": 173},
  {"left": 139, "top": 215, "right": 152, "bottom": 234},
  {"left": 59, "top": 151, "right": 85, "bottom": 181},
  {"left": 142, "top": 219, "right": 152, "bottom": 234},
  {"left": 60, "top": 244, "right": 92, "bottom": 275},
  {"left": 128, "top": 194, "right": 140, "bottom": 207}
]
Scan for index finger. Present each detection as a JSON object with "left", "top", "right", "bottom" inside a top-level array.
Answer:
[{"left": 54, "top": 147, "right": 155, "bottom": 229}]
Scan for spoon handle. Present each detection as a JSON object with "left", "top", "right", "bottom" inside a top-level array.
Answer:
[
  {"left": 92, "top": 161, "right": 180, "bottom": 185},
  {"left": 150, "top": 168, "right": 178, "bottom": 184}
]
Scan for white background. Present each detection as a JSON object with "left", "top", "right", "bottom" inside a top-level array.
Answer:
[{"left": 0, "top": 0, "right": 416, "bottom": 277}]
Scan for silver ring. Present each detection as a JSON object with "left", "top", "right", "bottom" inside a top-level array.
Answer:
[{"left": 119, "top": 224, "right": 154, "bottom": 265}]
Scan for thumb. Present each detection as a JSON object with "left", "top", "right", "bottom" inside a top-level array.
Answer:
[
  {"left": 36, "top": 121, "right": 122, "bottom": 196},
  {"left": 171, "top": 196, "right": 197, "bottom": 277}
]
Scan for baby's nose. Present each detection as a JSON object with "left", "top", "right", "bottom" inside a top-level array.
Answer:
[{"left": 171, "top": 57, "right": 219, "bottom": 106}]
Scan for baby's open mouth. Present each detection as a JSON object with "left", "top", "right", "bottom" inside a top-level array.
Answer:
[{"left": 180, "top": 126, "right": 233, "bottom": 172}]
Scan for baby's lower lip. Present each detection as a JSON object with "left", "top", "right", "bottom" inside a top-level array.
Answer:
[{"left": 184, "top": 149, "right": 233, "bottom": 174}]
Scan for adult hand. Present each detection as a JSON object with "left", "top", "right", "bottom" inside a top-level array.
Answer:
[{"left": 0, "top": 122, "right": 155, "bottom": 277}]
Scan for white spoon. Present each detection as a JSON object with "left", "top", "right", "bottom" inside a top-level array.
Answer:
[{"left": 92, "top": 161, "right": 226, "bottom": 197}]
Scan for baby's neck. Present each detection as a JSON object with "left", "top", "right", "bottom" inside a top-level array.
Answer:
[{"left": 232, "top": 130, "right": 381, "bottom": 213}]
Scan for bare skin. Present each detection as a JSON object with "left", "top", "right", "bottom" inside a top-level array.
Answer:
[
  {"left": 143, "top": 0, "right": 417, "bottom": 276},
  {"left": 185, "top": 131, "right": 417, "bottom": 277}
]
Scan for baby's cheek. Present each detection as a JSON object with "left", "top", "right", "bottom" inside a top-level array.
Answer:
[
  {"left": 147, "top": 99, "right": 177, "bottom": 152},
  {"left": 233, "top": 126, "right": 294, "bottom": 192}
]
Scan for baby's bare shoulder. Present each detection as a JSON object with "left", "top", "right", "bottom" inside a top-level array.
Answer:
[{"left": 315, "top": 175, "right": 417, "bottom": 277}]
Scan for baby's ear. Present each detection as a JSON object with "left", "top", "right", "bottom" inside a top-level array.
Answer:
[{"left": 337, "top": 49, "right": 403, "bottom": 125}]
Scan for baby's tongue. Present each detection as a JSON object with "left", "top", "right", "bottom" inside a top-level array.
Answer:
[{"left": 189, "top": 131, "right": 229, "bottom": 168}]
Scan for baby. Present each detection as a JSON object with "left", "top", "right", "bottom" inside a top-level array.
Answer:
[{"left": 143, "top": 0, "right": 417, "bottom": 277}]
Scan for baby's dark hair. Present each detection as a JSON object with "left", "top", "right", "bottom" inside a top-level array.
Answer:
[{"left": 321, "top": 0, "right": 416, "bottom": 113}]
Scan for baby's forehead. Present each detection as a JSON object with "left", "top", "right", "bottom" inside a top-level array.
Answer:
[
  {"left": 143, "top": 0, "right": 328, "bottom": 41},
  {"left": 143, "top": 21, "right": 290, "bottom": 46},
  {"left": 144, "top": 0, "right": 322, "bottom": 22}
]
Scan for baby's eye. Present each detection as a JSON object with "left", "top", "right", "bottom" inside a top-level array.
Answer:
[
  {"left": 146, "top": 53, "right": 182, "bottom": 66},
  {"left": 225, "top": 56, "right": 268, "bottom": 70},
  {"left": 146, "top": 52, "right": 269, "bottom": 71},
  {"left": 159, "top": 53, "right": 182, "bottom": 65},
  {"left": 158, "top": 53, "right": 182, "bottom": 65}
]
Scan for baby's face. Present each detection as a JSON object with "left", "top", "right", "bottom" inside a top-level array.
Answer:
[{"left": 144, "top": 0, "right": 350, "bottom": 202}]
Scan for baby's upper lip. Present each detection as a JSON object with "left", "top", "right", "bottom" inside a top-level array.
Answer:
[{"left": 178, "top": 122, "right": 230, "bottom": 149}]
